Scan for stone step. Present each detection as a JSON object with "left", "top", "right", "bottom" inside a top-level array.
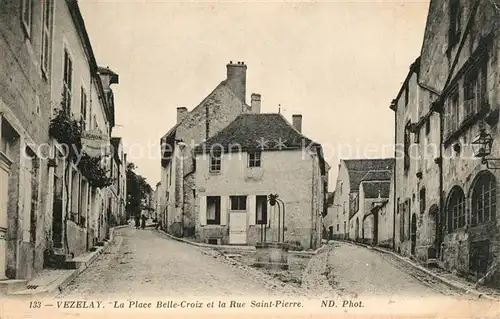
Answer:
[{"left": 0, "top": 279, "right": 28, "bottom": 295}]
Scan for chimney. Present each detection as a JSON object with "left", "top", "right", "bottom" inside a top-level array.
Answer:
[
  {"left": 292, "top": 114, "right": 302, "bottom": 133},
  {"left": 177, "top": 107, "right": 188, "bottom": 123},
  {"left": 226, "top": 61, "right": 247, "bottom": 103},
  {"left": 251, "top": 93, "right": 261, "bottom": 113}
]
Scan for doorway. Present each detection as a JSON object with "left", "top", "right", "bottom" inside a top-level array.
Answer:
[
  {"left": 411, "top": 213, "right": 417, "bottom": 255},
  {"left": 0, "top": 153, "right": 11, "bottom": 279},
  {"left": 229, "top": 212, "right": 247, "bottom": 244},
  {"left": 373, "top": 212, "right": 379, "bottom": 245},
  {"left": 355, "top": 217, "right": 360, "bottom": 242},
  {"left": 52, "top": 153, "right": 64, "bottom": 250}
]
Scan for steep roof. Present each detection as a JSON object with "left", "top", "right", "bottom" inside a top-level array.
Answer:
[
  {"left": 343, "top": 158, "right": 394, "bottom": 192},
  {"left": 361, "top": 170, "right": 392, "bottom": 182},
  {"left": 194, "top": 113, "right": 314, "bottom": 153},
  {"left": 361, "top": 181, "right": 391, "bottom": 199}
]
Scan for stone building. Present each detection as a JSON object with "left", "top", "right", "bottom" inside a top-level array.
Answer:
[
  {"left": 0, "top": 0, "right": 54, "bottom": 280},
  {"left": 110, "top": 137, "right": 127, "bottom": 226},
  {"left": 0, "top": 0, "right": 121, "bottom": 282},
  {"left": 349, "top": 171, "right": 392, "bottom": 245},
  {"left": 391, "top": 0, "right": 500, "bottom": 284},
  {"left": 193, "top": 113, "right": 329, "bottom": 249},
  {"left": 327, "top": 158, "right": 394, "bottom": 241},
  {"left": 159, "top": 62, "right": 256, "bottom": 238}
]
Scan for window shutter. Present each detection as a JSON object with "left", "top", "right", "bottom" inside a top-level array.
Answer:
[
  {"left": 199, "top": 195, "right": 206, "bottom": 226},
  {"left": 220, "top": 196, "right": 228, "bottom": 226},
  {"left": 248, "top": 195, "right": 256, "bottom": 226}
]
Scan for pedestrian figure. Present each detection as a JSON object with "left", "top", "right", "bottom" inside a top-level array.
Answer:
[
  {"left": 134, "top": 215, "right": 140, "bottom": 229},
  {"left": 141, "top": 213, "right": 147, "bottom": 229}
]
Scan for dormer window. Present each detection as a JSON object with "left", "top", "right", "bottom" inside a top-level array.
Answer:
[{"left": 248, "top": 152, "right": 261, "bottom": 167}]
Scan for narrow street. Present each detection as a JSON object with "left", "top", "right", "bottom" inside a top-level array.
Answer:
[
  {"left": 56, "top": 226, "right": 304, "bottom": 299},
  {"left": 324, "top": 242, "right": 465, "bottom": 298},
  {"left": 54, "top": 226, "right": 468, "bottom": 300}
]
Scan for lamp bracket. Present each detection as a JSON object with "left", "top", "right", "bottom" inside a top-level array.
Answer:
[{"left": 481, "top": 157, "right": 500, "bottom": 169}]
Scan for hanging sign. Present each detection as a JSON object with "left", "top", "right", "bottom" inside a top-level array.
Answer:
[{"left": 81, "top": 129, "right": 110, "bottom": 157}]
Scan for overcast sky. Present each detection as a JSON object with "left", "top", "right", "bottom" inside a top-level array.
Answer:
[{"left": 79, "top": 0, "right": 430, "bottom": 189}]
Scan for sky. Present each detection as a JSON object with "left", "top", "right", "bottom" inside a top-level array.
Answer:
[{"left": 78, "top": 0, "right": 430, "bottom": 190}]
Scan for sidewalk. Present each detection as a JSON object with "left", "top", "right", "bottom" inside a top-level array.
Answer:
[
  {"left": 340, "top": 240, "right": 500, "bottom": 301},
  {"left": 5, "top": 224, "right": 129, "bottom": 297}
]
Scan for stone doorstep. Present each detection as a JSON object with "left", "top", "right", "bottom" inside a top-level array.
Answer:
[
  {"left": 341, "top": 240, "right": 499, "bottom": 301},
  {"left": 0, "top": 279, "right": 28, "bottom": 295},
  {"left": 9, "top": 225, "right": 122, "bottom": 296}
]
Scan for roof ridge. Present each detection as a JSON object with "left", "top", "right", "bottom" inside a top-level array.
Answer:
[{"left": 276, "top": 113, "right": 317, "bottom": 145}]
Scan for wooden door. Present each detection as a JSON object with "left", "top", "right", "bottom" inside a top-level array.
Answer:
[
  {"left": 0, "top": 154, "right": 11, "bottom": 279},
  {"left": 229, "top": 212, "right": 247, "bottom": 244}
]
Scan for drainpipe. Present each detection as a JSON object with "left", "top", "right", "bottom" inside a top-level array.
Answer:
[{"left": 177, "top": 141, "right": 186, "bottom": 237}]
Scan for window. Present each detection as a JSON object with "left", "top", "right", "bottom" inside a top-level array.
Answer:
[
  {"left": 256, "top": 195, "right": 267, "bottom": 224},
  {"left": 425, "top": 118, "right": 431, "bottom": 135},
  {"left": 445, "top": 88, "right": 459, "bottom": 135},
  {"left": 209, "top": 154, "right": 221, "bottom": 172},
  {"left": 41, "top": 0, "right": 52, "bottom": 76},
  {"left": 230, "top": 196, "right": 247, "bottom": 211},
  {"left": 248, "top": 152, "right": 261, "bottom": 167},
  {"left": 446, "top": 186, "right": 465, "bottom": 232},
  {"left": 419, "top": 188, "right": 426, "bottom": 215},
  {"left": 336, "top": 224, "right": 339, "bottom": 231},
  {"left": 63, "top": 49, "right": 73, "bottom": 110},
  {"left": 404, "top": 122, "right": 411, "bottom": 171},
  {"left": 448, "top": 0, "right": 461, "bottom": 47},
  {"left": 80, "top": 87, "right": 87, "bottom": 130},
  {"left": 404, "top": 84, "right": 409, "bottom": 107},
  {"left": 21, "top": 0, "right": 33, "bottom": 37},
  {"left": 206, "top": 196, "right": 221, "bottom": 225},
  {"left": 471, "top": 171, "right": 496, "bottom": 226},
  {"left": 463, "top": 62, "right": 487, "bottom": 119}
]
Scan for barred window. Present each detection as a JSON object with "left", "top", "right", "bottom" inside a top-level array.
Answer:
[
  {"left": 471, "top": 171, "right": 496, "bottom": 226},
  {"left": 446, "top": 186, "right": 465, "bottom": 232}
]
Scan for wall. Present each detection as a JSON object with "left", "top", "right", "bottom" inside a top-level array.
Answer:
[
  {"left": 329, "top": 161, "right": 350, "bottom": 239},
  {"left": 195, "top": 149, "right": 321, "bottom": 249},
  {"left": 161, "top": 82, "right": 248, "bottom": 236},
  {"left": 0, "top": 1, "right": 53, "bottom": 279}
]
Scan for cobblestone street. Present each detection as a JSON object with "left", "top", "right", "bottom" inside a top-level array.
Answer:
[
  {"left": 56, "top": 226, "right": 305, "bottom": 299},
  {"left": 324, "top": 242, "right": 467, "bottom": 298}
]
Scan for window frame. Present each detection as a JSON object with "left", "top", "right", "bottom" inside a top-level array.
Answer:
[
  {"left": 446, "top": 186, "right": 466, "bottom": 233},
  {"left": 209, "top": 154, "right": 221, "bottom": 173},
  {"left": 471, "top": 171, "right": 496, "bottom": 227},
  {"left": 248, "top": 152, "right": 262, "bottom": 168},
  {"left": 62, "top": 48, "right": 73, "bottom": 111},
  {"left": 206, "top": 196, "right": 221, "bottom": 225},
  {"left": 80, "top": 87, "right": 87, "bottom": 130},
  {"left": 41, "top": 0, "right": 52, "bottom": 77},
  {"left": 230, "top": 196, "right": 247, "bottom": 211}
]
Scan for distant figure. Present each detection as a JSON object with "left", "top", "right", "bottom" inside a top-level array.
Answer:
[
  {"left": 141, "top": 214, "right": 147, "bottom": 229},
  {"left": 134, "top": 215, "right": 140, "bottom": 229}
]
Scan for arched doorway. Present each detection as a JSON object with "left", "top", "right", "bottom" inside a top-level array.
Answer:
[
  {"left": 411, "top": 213, "right": 417, "bottom": 255},
  {"left": 355, "top": 217, "right": 360, "bottom": 242}
]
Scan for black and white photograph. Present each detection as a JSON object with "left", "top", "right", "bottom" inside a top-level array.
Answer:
[{"left": 0, "top": 0, "right": 499, "bottom": 318}]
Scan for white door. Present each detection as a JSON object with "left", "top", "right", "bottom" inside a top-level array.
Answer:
[
  {"left": 229, "top": 212, "right": 247, "bottom": 244},
  {"left": 0, "top": 154, "right": 11, "bottom": 279}
]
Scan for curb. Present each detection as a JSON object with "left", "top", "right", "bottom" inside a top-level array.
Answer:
[
  {"left": 155, "top": 229, "right": 256, "bottom": 251},
  {"left": 339, "top": 240, "right": 499, "bottom": 301}
]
